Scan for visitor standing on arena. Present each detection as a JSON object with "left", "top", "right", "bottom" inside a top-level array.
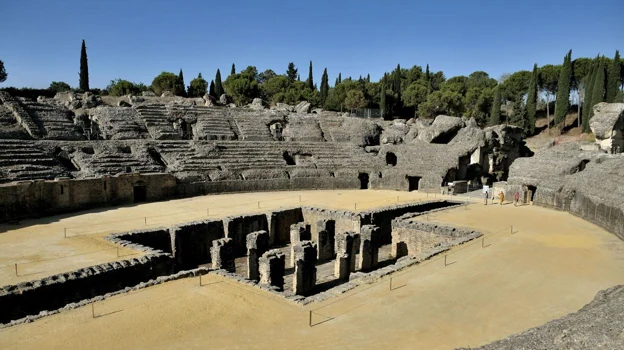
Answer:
[
  {"left": 484, "top": 190, "right": 489, "bottom": 205},
  {"left": 499, "top": 191, "right": 505, "bottom": 205},
  {"left": 514, "top": 191, "right": 520, "bottom": 206}
]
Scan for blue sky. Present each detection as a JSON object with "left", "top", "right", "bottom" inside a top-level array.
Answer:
[{"left": 1, "top": 0, "right": 622, "bottom": 89}]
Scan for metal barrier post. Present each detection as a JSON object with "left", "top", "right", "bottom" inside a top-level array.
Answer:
[
  {"left": 144, "top": 217, "right": 147, "bottom": 226},
  {"left": 14, "top": 263, "right": 18, "bottom": 277},
  {"left": 309, "top": 310, "right": 312, "bottom": 327},
  {"left": 92, "top": 303, "right": 95, "bottom": 318},
  {"left": 64, "top": 228, "right": 68, "bottom": 238}
]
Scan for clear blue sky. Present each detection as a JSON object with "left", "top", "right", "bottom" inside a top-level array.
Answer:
[{"left": 1, "top": 0, "right": 622, "bottom": 89}]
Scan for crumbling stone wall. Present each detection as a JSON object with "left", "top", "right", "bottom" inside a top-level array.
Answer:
[
  {"left": 267, "top": 208, "right": 303, "bottom": 246},
  {"left": 292, "top": 241, "right": 317, "bottom": 295},
  {"left": 334, "top": 232, "right": 360, "bottom": 280},
  {"left": 301, "top": 207, "right": 361, "bottom": 242},
  {"left": 246, "top": 230, "right": 269, "bottom": 281},
  {"left": 170, "top": 220, "right": 225, "bottom": 269},
  {"left": 391, "top": 219, "right": 481, "bottom": 258},
  {"left": 112, "top": 228, "right": 172, "bottom": 254},
  {"left": 259, "top": 249, "right": 285, "bottom": 290},
  {"left": 224, "top": 214, "right": 268, "bottom": 257},
  {"left": 317, "top": 219, "right": 336, "bottom": 262},
  {"left": 211, "top": 237, "right": 235, "bottom": 272}
]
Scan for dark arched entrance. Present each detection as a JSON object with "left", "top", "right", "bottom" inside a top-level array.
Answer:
[{"left": 133, "top": 180, "right": 147, "bottom": 203}]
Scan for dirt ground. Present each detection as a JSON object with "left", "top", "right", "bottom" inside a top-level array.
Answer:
[
  {"left": 1, "top": 197, "right": 623, "bottom": 350},
  {"left": 0, "top": 189, "right": 432, "bottom": 286}
]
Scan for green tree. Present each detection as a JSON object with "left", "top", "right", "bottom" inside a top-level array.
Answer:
[
  {"left": 526, "top": 64, "right": 538, "bottom": 135},
  {"left": 582, "top": 61, "right": 597, "bottom": 131},
  {"left": 366, "top": 74, "right": 370, "bottom": 83},
  {"left": 490, "top": 85, "right": 501, "bottom": 125},
  {"left": 106, "top": 79, "right": 147, "bottom": 96},
  {"left": 151, "top": 72, "right": 185, "bottom": 96},
  {"left": 257, "top": 69, "right": 277, "bottom": 84},
  {"left": 223, "top": 66, "right": 260, "bottom": 105},
  {"left": 538, "top": 64, "right": 560, "bottom": 132},
  {"left": 337, "top": 73, "right": 342, "bottom": 85},
  {"left": 209, "top": 80, "right": 216, "bottom": 99},
  {"left": 344, "top": 89, "right": 367, "bottom": 110},
  {"left": 0, "top": 60, "right": 6, "bottom": 83},
  {"left": 49, "top": 81, "right": 71, "bottom": 93},
  {"left": 188, "top": 73, "right": 208, "bottom": 98},
  {"left": 79, "top": 40, "right": 89, "bottom": 91},
  {"left": 589, "top": 57, "right": 607, "bottom": 119},
  {"left": 307, "top": 61, "right": 314, "bottom": 90},
  {"left": 261, "top": 75, "right": 289, "bottom": 103},
  {"left": 606, "top": 50, "right": 621, "bottom": 103},
  {"left": 214, "top": 69, "right": 224, "bottom": 97},
  {"left": 320, "top": 68, "right": 329, "bottom": 106},
  {"left": 402, "top": 81, "right": 429, "bottom": 114},
  {"left": 380, "top": 83, "right": 388, "bottom": 117},
  {"left": 231, "top": 63, "right": 236, "bottom": 75},
  {"left": 554, "top": 50, "right": 572, "bottom": 125},
  {"left": 286, "top": 63, "right": 298, "bottom": 84},
  {"left": 177, "top": 69, "right": 186, "bottom": 97}
]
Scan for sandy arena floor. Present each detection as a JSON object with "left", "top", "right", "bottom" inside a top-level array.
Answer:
[{"left": 1, "top": 192, "right": 624, "bottom": 350}]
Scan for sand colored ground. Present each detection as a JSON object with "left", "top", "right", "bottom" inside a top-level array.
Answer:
[
  {"left": 0, "top": 189, "right": 436, "bottom": 286},
  {"left": 1, "top": 197, "right": 623, "bottom": 350}
]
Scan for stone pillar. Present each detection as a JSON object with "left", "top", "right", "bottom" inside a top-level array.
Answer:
[
  {"left": 359, "top": 225, "right": 380, "bottom": 271},
  {"left": 334, "top": 232, "right": 360, "bottom": 280},
  {"left": 317, "top": 219, "right": 335, "bottom": 262},
  {"left": 290, "top": 222, "right": 310, "bottom": 266},
  {"left": 210, "top": 238, "right": 235, "bottom": 272},
  {"left": 246, "top": 230, "right": 269, "bottom": 281},
  {"left": 292, "top": 241, "right": 317, "bottom": 296},
  {"left": 259, "top": 249, "right": 286, "bottom": 291}
]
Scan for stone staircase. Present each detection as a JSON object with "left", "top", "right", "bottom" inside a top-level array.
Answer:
[
  {"left": 193, "top": 107, "right": 237, "bottom": 140},
  {"left": 232, "top": 115, "right": 274, "bottom": 141},
  {"left": 19, "top": 99, "right": 84, "bottom": 140},
  {"left": 70, "top": 144, "right": 165, "bottom": 176},
  {"left": 0, "top": 140, "right": 69, "bottom": 183},
  {"left": 134, "top": 105, "right": 180, "bottom": 140},
  {"left": 0, "top": 92, "right": 44, "bottom": 139}
]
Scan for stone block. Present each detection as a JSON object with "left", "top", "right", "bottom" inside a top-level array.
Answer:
[
  {"left": 292, "top": 241, "right": 317, "bottom": 295},
  {"left": 259, "top": 249, "right": 286, "bottom": 291},
  {"left": 210, "top": 238, "right": 235, "bottom": 272},
  {"left": 246, "top": 230, "right": 269, "bottom": 281}
]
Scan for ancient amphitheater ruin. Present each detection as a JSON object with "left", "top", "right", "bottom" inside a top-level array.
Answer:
[{"left": 1, "top": 91, "right": 623, "bottom": 349}]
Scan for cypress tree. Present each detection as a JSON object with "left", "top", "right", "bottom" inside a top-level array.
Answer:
[
  {"left": 526, "top": 64, "right": 538, "bottom": 135},
  {"left": 366, "top": 74, "right": 370, "bottom": 83},
  {"left": 215, "top": 69, "right": 224, "bottom": 97},
  {"left": 582, "top": 60, "right": 597, "bottom": 131},
  {"left": 178, "top": 69, "right": 186, "bottom": 96},
  {"left": 338, "top": 73, "right": 342, "bottom": 84},
  {"left": 590, "top": 57, "right": 607, "bottom": 119},
  {"left": 307, "top": 61, "right": 314, "bottom": 90},
  {"left": 606, "top": 50, "right": 621, "bottom": 103},
  {"left": 554, "top": 50, "right": 572, "bottom": 125},
  {"left": 209, "top": 80, "right": 216, "bottom": 99},
  {"left": 320, "top": 68, "right": 329, "bottom": 106},
  {"left": 392, "top": 64, "right": 401, "bottom": 94},
  {"left": 297, "top": 74, "right": 300, "bottom": 81},
  {"left": 231, "top": 63, "right": 236, "bottom": 75},
  {"left": 79, "top": 39, "right": 89, "bottom": 92},
  {"left": 490, "top": 85, "right": 501, "bottom": 125},
  {"left": 425, "top": 64, "right": 431, "bottom": 92}
]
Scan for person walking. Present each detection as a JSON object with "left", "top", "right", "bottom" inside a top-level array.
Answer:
[
  {"left": 484, "top": 190, "right": 489, "bottom": 205},
  {"left": 514, "top": 191, "right": 520, "bottom": 206},
  {"left": 499, "top": 191, "right": 505, "bottom": 205}
]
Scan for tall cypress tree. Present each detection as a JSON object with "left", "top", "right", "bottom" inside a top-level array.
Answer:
[
  {"left": 178, "top": 69, "right": 186, "bottom": 96},
  {"left": 307, "top": 61, "right": 314, "bottom": 90},
  {"left": 209, "top": 80, "right": 216, "bottom": 99},
  {"left": 338, "top": 73, "right": 342, "bottom": 84},
  {"left": 554, "top": 50, "right": 572, "bottom": 125},
  {"left": 214, "top": 69, "right": 224, "bottom": 97},
  {"left": 490, "top": 85, "right": 501, "bottom": 125},
  {"left": 380, "top": 83, "right": 388, "bottom": 117},
  {"left": 231, "top": 63, "right": 236, "bottom": 75},
  {"left": 425, "top": 64, "right": 431, "bottom": 93},
  {"left": 606, "top": 50, "right": 621, "bottom": 103},
  {"left": 590, "top": 57, "right": 607, "bottom": 118},
  {"left": 320, "top": 68, "right": 329, "bottom": 106},
  {"left": 526, "top": 64, "right": 538, "bottom": 135},
  {"left": 582, "top": 60, "right": 597, "bottom": 131},
  {"left": 366, "top": 74, "right": 370, "bottom": 83},
  {"left": 79, "top": 39, "right": 89, "bottom": 92}
]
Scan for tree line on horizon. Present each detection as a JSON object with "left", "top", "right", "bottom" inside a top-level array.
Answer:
[{"left": 1, "top": 41, "right": 623, "bottom": 135}]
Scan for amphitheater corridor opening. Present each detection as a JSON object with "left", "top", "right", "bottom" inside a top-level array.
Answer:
[
  {"left": 407, "top": 176, "right": 421, "bottom": 192},
  {"left": 133, "top": 181, "right": 147, "bottom": 203},
  {"left": 526, "top": 185, "right": 537, "bottom": 203},
  {"left": 386, "top": 152, "right": 397, "bottom": 166},
  {"left": 358, "top": 173, "right": 369, "bottom": 189}
]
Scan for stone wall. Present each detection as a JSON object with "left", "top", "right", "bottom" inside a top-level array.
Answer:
[
  {"left": 170, "top": 220, "right": 225, "bottom": 269},
  {"left": 391, "top": 219, "right": 481, "bottom": 258},
  {"left": 224, "top": 214, "right": 268, "bottom": 257},
  {"left": 301, "top": 207, "right": 361, "bottom": 242},
  {"left": 0, "top": 254, "right": 174, "bottom": 324},
  {"left": 267, "top": 208, "right": 303, "bottom": 246}
]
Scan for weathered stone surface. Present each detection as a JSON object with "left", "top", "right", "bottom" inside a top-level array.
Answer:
[
  {"left": 210, "top": 238, "right": 235, "bottom": 272},
  {"left": 82, "top": 92, "right": 99, "bottom": 109},
  {"left": 294, "top": 101, "right": 311, "bottom": 114},
  {"left": 417, "top": 115, "right": 465, "bottom": 143},
  {"left": 259, "top": 249, "right": 285, "bottom": 290},
  {"left": 142, "top": 91, "right": 156, "bottom": 97},
  {"left": 117, "top": 100, "right": 131, "bottom": 107},
  {"left": 246, "top": 230, "right": 269, "bottom": 281},
  {"left": 219, "top": 94, "right": 228, "bottom": 105},
  {"left": 292, "top": 241, "right": 317, "bottom": 295},
  {"left": 249, "top": 98, "right": 267, "bottom": 110},
  {"left": 589, "top": 102, "right": 624, "bottom": 153},
  {"left": 161, "top": 91, "right": 174, "bottom": 98}
]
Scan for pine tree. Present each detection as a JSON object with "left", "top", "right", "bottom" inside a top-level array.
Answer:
[
  {"left": 215, "top": 69, "right": 224, "bottom": 97},
  {"left": 606, "top": 50, "right": 621, "bottom": 103},
  {"left": 490, "top": 85, "right": 501, "bottom": 125},
  {"left": 526, "top": 64, "right": 538, "bottom": 135},
  {"left": 554, "top": 50, "right": 572, "bottom": 125},
  {"left": 209, "top": 80, "right": 216, "bottom": 99},
  {"left": 178, "top": 69, "right": 186, "bottom": 97},
  {"left": 231, "top": 63, "right": 236, "bottom": 75},
  {"left": 590, "top": 57, "right": 607, "bottom": 119},
  {"left": 320, "top": 68, "right": 329, "bottom": 106},
  {"left": 286, "top": 63, "right": 298, "bottom": 84},
  {"left": 307, "top": 61, "right": 314, "bottom": 90},
  {"left": 582, "top": 61, "right": 597, "bottom": 131},
  {"left": 79, "top": 39, "right": 89, "bottom": 91}
]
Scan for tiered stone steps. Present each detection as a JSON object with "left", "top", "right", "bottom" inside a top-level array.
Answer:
[
  {"left": 90, "top": 107, "right": 148, "bottom": 140},
  {"left": 0, "top": 105, "right": 29, "bottom": 139},
  {"left": 0, "top": 140, "right": 69, "bottom": 183},
  {"left": 83, "top": 153, "right": 164, "bottom": 175},
  {"left": 232, "top": 115, "right": 274, "bottom": 141},
  {"left": 19, "top": 100, "right": 84, "bottom": 140},
  {"left": 134, "top": 105, "right": 180, "bottom": 140},
  {"left": 318, "top": 117, "right": 352, "bottom": 142},
  {"left": 192, "top": 107, "right": 236, "bottom": 140},
  {"left": 0, "top": 92, "right": 43, "bottom": 138}
]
